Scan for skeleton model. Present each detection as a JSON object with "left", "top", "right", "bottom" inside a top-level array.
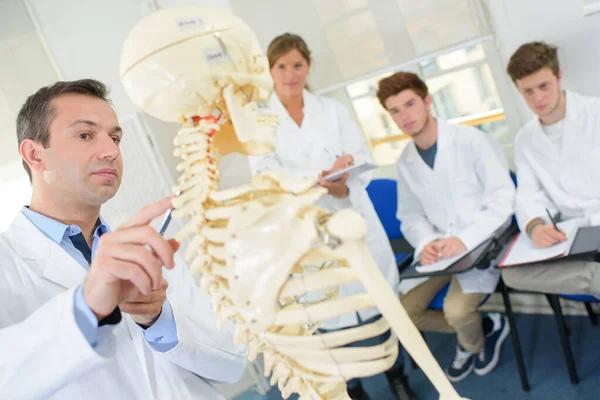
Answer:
[{"left": 120, "top": 7, "right": 468, "bottom": 400}]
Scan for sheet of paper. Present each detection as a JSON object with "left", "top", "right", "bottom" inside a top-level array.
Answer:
[
  {"left": 500, "top": 219, "right": 581, "bottom": 268},
  {"left": 414, "top": 234, "right": 491, "bottom": 273},
  {"left": 415, "top": 253, "right": 464, "bottom": 273},
  {"left": 323, "top": 162, "right": 377, "bottom": 182}
]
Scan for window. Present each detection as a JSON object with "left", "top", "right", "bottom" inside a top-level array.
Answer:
[
  {"left": 396, "top": 0, "right": 479, "bottom": 54},
  {"left": 230, "top": 0, "right": 485, "bottom": 92},
  {"left": 338, "top": 42, "right": 510, "bottom": 165},
  {"left": 230, "top": 0, "right": 515, "bottom": 166}
]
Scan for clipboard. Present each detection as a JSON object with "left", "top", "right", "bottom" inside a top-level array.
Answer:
[
  {"left": 400, "top": 238, "right": 494, "bottom": 280},
  {"left": 498, "top": 224, "right": 600, "bottom": 268},
  {"left": 323, "top": 162, "right": 377, "bottom": 182}
]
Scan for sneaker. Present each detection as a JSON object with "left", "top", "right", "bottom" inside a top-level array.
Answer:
[
  {"left": 446, "top": 345, "right": 474, "bottom": 382},
  {"left": 474, "top": 313, "right": 510, "bottom": 376}
]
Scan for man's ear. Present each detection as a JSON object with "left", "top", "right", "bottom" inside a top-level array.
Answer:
[
  {"left": 19, "top": 139, "right": 45, "bottom": 175},
  {"left": 424, "top": 95, "right": 433, "bottom": 111},
  {"left": 557, "top": 69, "right": 563, "bottom": 85}
]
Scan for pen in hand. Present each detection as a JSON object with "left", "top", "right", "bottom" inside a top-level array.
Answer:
[{"left": 545, "top": 208, "right": 560, "bottom": 232}]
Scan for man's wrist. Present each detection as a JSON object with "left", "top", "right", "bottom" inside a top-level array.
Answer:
[
  {"left": 82, "top": 284, "right": 114, "bottom": 322},
  {"left": 333, "top": 186, "right": 349, "bottom": 198},
  {"left": 527, "top": 221, "right": 544, "bottom": 238},
  {"left": 135, "top": 308, "right": 163, "bottom": 329}
]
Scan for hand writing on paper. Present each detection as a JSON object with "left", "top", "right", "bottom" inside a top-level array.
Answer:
[
  {"left": 438, "top": 237, "right": 467, "bottom": 258},
  {"left": 421, "top": 241, "right": 441, "bottom": 265},
  {"left": 328, "top": 154, "right": 354, "bottom": 174},
  {"left": 530, "top": 224, "right": 567, "bottom": 248}
]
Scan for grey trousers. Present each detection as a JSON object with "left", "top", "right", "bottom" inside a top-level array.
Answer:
[{"left": 501, "top": 259, "right": 600, "bottom": 297}]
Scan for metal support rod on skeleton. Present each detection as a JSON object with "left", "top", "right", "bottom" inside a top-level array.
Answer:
[{"left": 120, "top": 6, "right": 468, "bottom": 400}]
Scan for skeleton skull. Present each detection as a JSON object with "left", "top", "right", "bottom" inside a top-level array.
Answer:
[{"left": 120, "top": 6, "right": 277, "bottom": 156}]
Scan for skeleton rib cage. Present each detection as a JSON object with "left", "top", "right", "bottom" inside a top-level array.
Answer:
[{"left": 168, "top": 116, "right": 466, "bottom": 400}]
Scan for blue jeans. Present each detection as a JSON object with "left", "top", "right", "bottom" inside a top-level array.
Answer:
[{"left": 318, "top": 313, "right": 403, "bottom": 389}]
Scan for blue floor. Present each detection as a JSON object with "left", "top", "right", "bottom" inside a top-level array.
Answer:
[{"left": 234, "top": 313, "right": 600, "bottom": 400}]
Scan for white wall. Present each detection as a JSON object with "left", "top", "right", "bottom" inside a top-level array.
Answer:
[
  {"left": 0, "top": 0, "right": 60, "bottom": 170},
  {"left": 28, "top": 0, "right": 231, "bottom": 119},
  {"left": 0, "top": 159, "right": 32, "bottom": 231},
  {"left": 485, "top": 0, "right": 600, "bottom": 125},
  {"left": 26, "top": 0, "right": 256, "bottom": 189}
]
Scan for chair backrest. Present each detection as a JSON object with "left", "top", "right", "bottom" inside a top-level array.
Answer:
[
  {"left": 509, "top": 170, "right": 518, "bottom": 226},
  {"left": 510, "top": 170, "right": 517, "bottom": 187},
  {"left": 366, "top": 178, "right": 403, "bottom": 240}
]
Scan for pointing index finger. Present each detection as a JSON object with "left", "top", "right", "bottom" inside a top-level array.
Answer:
[{"left": 120, "top": 197, "right": 173, "bottom": 229}]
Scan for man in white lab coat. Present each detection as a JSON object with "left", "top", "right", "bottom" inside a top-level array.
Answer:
[
  {"left": 0, "top": 80, "right": 247, "bottom": 400},
  {"left": 502, "top": 42, "right": 600, "bottom": 297},
  {"left": 377, "top": 72, "right": 515, "bottom": 382}
]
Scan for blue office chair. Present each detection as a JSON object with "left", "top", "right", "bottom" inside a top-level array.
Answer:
[
  {"left": 365, "top": 178, "right": 402, "bottom": 240},
  {"left": 543, "top": 293, "right": 600, "bottom": 385},
  {"left": 428, "top": 284, "right": 450, "bottom": 310},
  {"left": 558, "top": 295, "right": 599, "bottom": 325},
  {"left": 498, "top": 170, "right": 531, "bottom": 391},
  {"left": 366, "top": 179, "right": 411, "bottom": 265},
  {"left": 504, "top": 169, "right": 599, "bottom": 386}
]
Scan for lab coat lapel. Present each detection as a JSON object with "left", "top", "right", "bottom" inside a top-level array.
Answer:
[
  {"left": 560, "top": 91, "right": 585, "bottom": 159},
  {"left": 530, "top": 92, "right": 584, "bottom": 163},
  {"left": 432, "top": 120, "right": 458, "bottom": 231},
  {"left": 529, "top": 120, "right": 561, "bottom": 162},
  {"left": 299, "top": 90, "right": 329, "bottom": 160},
  {"left": 270, "top": 90, "right": 329, "bottom": 167},
  {"left": 6, "top": 213, "right": 86, "bottom": 290},
  {"left": 404, "top": 119, "right": 453, "bottom": 193},
  {"left": 403, "top": 141, "right": 435, "bottom": 187}
]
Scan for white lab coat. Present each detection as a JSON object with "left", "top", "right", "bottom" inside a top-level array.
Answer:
[
  {"left": 514, "top": 91, "right": 600, "bottom": 230},
  {"left": 396, "top": 119, "right": 515, "bottom": 295},
  {"left": 0, "top": 212, "right": 247, "bottom": 400},
  {"left": 252, "top": 89, "right": 399, "bottom": 330}
]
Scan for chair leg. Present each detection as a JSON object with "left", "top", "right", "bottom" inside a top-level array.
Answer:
[
  {"left": 546, "top": 294, "right": 580, "bottom": 384},
  {"left": 502, "top": 283, "right": 530, "bottom": 392},
  {"left": 584, "top": 302, "right": 598, "bottom": 326}
]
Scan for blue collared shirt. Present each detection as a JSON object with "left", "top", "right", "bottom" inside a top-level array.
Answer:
[{"left": 21, "top": 207, "right": 179, "bottom": 352}]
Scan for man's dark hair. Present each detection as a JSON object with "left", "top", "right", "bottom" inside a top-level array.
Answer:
[
  {"left": 507, "top": 42, "right": 560, "bottom": 83},
  {"left": 376, "top": 72, "right": 429, "bottom": 108},
  {"left": 16, "top": 79, "right": 111, "bottom": 180}
]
